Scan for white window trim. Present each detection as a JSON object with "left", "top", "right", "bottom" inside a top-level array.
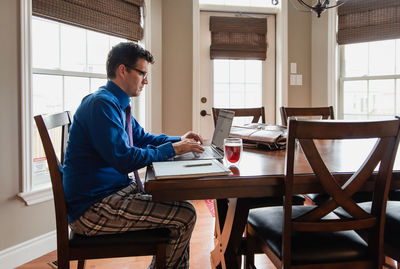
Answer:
[
  {"left": 18, "top": 0, "right": 152, "bottom": 205},
  {"left": 192, "top": 0, "right": 287, "bottom": 130},
  {"left": 17, "top": 0, "right": 44, "bottom": 205}
]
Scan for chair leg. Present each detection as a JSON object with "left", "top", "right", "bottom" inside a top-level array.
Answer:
[
  {"left": 244, "top": 226, "right": 256, "bottom": 269},
  {"left": 57, "top": 259, "right": 70, "bottom": 269},
  {"left": 156, "top": 243, "right": 167, "bottom": 269},
  {"left": 77, "top": 260, "right": 85, "bottom": 269}
]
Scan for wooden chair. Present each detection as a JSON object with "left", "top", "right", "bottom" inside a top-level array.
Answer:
[
  {"left": 245, "top": 118, "right": 400, "bottom": 268},
  {"left": 34, "top": 112, "right": 169, "bottom": 269},
  {"left": 280, "top": 106, "right": 334, "bottom": 126},
  {"left": 212, "top": 107, "right": 266, "bottom": 126}
]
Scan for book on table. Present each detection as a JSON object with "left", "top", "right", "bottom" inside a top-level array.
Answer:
[{"left": 152, "top": 159, "right": 232, "bottom": 179}]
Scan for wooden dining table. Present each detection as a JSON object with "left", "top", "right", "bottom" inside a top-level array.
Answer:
[{"left": 145, "top": 139, "right": 400, "bottom": 269}]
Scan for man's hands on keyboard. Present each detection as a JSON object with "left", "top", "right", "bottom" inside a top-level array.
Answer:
[{"left": 173, "top": 139, "right": 204, "bottom": 155}]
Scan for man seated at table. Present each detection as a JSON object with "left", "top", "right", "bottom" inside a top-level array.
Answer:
[{"left": 63, "top": 42, "right": 204, "bottom": 269}]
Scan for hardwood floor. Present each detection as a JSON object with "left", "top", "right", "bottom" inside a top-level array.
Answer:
[{"left": 17, "top": 200, "right": 274, "bottom": 269}]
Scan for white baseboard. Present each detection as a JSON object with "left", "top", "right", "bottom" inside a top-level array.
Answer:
[{"left": 0, "top": 230, "right": 56, "bottom": 269}]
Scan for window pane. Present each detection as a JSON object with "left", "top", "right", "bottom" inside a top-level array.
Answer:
[
  {"left": 32, "top": 74, "right": 63, "bottom": 115},
  {"left": 214, "top": 60, "right": 230, "bottom": 83},
  {"left": 343, "top": 81, "right": 368, "bottom": 116},
  {"left": 110, "top": 36, "right": 127, "bottom": 48},
  {"left": 245, "top": 60, "right": 262, "bottom": 83},
  {"left": 90, "top": 78, "right": 107, "bottom": 93},
  {"left": 60, "top": 24, "right": 86, "bottom": 72},
  {"left": 369, "top": 40, "right": 396, "bottom": 76},
  {"left": 87, "top": 30, "right": 109, "bottom": 73},
  {"left": 214, "top": 83, "right": 230, "bottom": 108},
  {"left": 245, "top": 83, "right": 262, "bottom": 107},
  {"left": 230, "top": 83, "right": 245, "bottom": 107},
  {"left": 397, "top": 79, "right": 400, "bottom": 115},
  {"left": 32, "top": 17, "right": 60, "bottom": 69},
  {"left": 396, "top": 40, "right": 400, "bottom": 74},
  {"left": 230, "top": 60, "right": 245, "bottom": 83},
  {"left": 343, "top": 43, "right": 368, "bottom": 77},
  {"left": 369, "top": 80, "right": 395, "bottom": 116},
  {"left": 64, "top": 76, "right": 90, "bottom": 116}
]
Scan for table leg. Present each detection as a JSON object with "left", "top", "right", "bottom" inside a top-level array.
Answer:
[{"left": 211, "top": 198, "right": 251, "bottom": 269}]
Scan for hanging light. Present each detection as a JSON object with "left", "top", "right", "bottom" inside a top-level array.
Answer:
[{"left": 271, "top": 0, "right": 345, "bottom": 18}]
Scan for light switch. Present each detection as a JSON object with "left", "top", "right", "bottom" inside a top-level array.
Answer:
[
  {"left": 290, "top": 63, "right": 297, "bottom": 74},
  {"left": 290, "top": 74, "right": 297, "bottom": 85},
  {"left": 296, "top": 75, "right": 303, "bottom": 86}
]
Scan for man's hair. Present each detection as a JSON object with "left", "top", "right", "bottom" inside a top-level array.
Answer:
[{"left": 106, "top": 42, "right": 154, "bottom": 79}]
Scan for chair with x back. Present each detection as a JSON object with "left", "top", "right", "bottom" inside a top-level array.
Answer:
[
  {"left": 245, "top": 117, "right": 400, "bottom": 268},
  {"left": 280, "top": 106, "right": 334, "bottom": 126},
  {"left": 212, "top": 107, "right": 266, "bottom": 127},
  {"left": 34, "top": 112, "right": 169, "bottom": 269}
]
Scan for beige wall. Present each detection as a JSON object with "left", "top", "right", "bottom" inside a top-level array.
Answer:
[
  {"left": 287, "top": 1, "right": 312, "bottom": 107},
  {"left": 0, "top": 0, "right": 56, "bottom": 251},
  {"left": 162, "top": 0, "right": 193, "bottom": 135}
]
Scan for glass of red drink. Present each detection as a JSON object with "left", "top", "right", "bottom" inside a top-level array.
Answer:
[{"left": 224, "top": 138, "right": 243, "bottom": 166}]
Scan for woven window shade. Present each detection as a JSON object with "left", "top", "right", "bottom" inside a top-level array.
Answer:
[
  {"left": 337, "top": 0, "right": 400, "bottom": 45},
  {"left": 32, "top": 0, "right": 144, "bottom": 41},
  {"left": 209, "top": 16, "right": 267, "bottom": 60}
]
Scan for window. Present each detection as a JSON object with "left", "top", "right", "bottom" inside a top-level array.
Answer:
[
  {"left": 31, "top": 16, "right": 125, "bottom": 189},
  {"left": 213, "top": 59, "right": 262, "bottom": 125},
  {"left": 339, "top": 39, "right": 400, "bottom": 120}
]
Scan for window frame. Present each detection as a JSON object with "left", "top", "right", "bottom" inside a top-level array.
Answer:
[
  {"left": 338, "top": 41, "right": 400, "bottom": 119},
  {"left": 18, "top": 0, "right": 152, "bottom": 205}
]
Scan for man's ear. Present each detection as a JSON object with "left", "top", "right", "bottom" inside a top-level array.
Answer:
[{"left": 115, "top": 64, "right": 127, "bottom": 79}]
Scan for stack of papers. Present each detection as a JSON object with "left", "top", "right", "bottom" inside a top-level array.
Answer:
[
  {"left": 152, "top": 159, "right": 231, "bottom": 179},
  {"left": 229, "top": 124, "right": 286, "bottom": 143}
]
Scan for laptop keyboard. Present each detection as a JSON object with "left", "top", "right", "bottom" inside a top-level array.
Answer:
[{"left": 197, "top": 146, "right": 220, "bottom": 158}]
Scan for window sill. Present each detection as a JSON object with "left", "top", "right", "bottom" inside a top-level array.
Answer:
[{"left": 17, "top": 186, "right": 53, "bottom": 206}]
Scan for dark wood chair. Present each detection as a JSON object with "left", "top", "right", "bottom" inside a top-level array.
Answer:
[
  {"left": 280, "top": 106, "right": 334, "bottom": 126},
  {"left": 212, "top": 107, "right": 266, "bottom": 127},
  {"left": 34, "top": 112, "right": 169, "bottom": 269},
  {"left": 245, "top": 118, "right": 400, "bottom": 268}
]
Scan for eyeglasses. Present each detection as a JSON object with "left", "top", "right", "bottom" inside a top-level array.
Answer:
[{"left": 125, "top": 65, "right": 148, "bottom": 79}]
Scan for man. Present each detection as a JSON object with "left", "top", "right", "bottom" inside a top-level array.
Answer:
[{"left": 63, "top": 42, "right": 204, "bottom": 269}]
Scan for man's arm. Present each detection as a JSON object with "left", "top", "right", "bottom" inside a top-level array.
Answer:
[{"left": 87, "top": 99, "right": 175, "bottom": 173}]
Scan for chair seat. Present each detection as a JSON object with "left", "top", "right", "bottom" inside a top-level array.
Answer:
[
  {"left": 334, "top": 201, "right": 400, "bottom": 251},
  {"left": 248, "top": 206, "right": 368, "bottom": 265},
  {"left": 70, "top": 228, "right": 170, "bottom": 247}
]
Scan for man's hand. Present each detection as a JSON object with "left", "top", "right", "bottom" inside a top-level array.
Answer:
[
  {"left": 181, "top": 131, "right": 204, "bottom": 144},
  {"left": 173, "top": 139, "right": 204, "bottom": 155}
]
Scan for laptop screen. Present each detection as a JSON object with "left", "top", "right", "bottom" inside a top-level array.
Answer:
[{"left": 211, "top": 110, "right": 235, "bottom": 150}]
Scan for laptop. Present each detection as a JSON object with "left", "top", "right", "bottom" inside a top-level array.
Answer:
[{"left": 174, "top": 109, "right": 235, "bottom": 160}]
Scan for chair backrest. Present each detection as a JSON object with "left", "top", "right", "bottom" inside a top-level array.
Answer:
[
  {"left": 280, "top": 106, "right": 334, "bottom": 126},
  {"left": 212, "top": 107, "right": 266, "bottom": 127},
  {"left": 283, "top": 118, "right": 400, "bottom": 266},
  {"left": 34, "top": 112, "right": 72, "bottom": 253}
]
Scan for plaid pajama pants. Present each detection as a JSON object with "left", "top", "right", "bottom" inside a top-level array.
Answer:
[{"left": 69, "top": 183, "right": 196, "bottom": 269}]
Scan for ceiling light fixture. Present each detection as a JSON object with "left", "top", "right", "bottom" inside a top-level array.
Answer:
[{"left": 271, "top": 0, "right": 345, "bottom": 18}]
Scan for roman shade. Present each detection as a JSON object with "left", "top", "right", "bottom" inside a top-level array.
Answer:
[
  {"left": 32, "top": 0, "right": 144, "bottom": 41},
  {"left": 337, "top": 0, "right": 400, "bottom": 45},
  {"left": 209, "top": 16, "right": 267, "bottom": 60}
]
